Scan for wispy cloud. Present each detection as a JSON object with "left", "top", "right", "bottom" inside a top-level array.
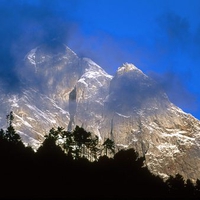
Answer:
[{"left": 0, "top": 0, "right": 77, "bottom": 91}]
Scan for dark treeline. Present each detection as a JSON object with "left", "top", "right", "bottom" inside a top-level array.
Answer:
[{"left": 0, "top": 112, "right": 200, "bottom": 199}]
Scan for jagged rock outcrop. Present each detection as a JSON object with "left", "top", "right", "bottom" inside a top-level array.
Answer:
[{"left": 1, "top": 43, "right": 200, "bottom": 181}]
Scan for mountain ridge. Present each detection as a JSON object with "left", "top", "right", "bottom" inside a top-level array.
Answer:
[{"left": 1, "top": 44, "right": 200, "bottom": 181}]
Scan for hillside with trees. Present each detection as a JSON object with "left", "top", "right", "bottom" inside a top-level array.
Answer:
[{"left": 0, "top": 112, "right": 200, "bottom": 199}]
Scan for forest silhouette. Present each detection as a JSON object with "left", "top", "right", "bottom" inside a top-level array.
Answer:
[{"left": 0, "top": 112, "right": 200, "bottom": 199}]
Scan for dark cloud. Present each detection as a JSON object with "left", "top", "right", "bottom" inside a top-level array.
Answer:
[
  {"left": 155, "top": 12, "right": 191, "bottom": 53},
  {"left": 142, "top": 11, "right": 200, "bottom": 116},
  {"left": 149, "top": 71, "right": 198, "bottom": 113},
  {"left": 192, "top": 24, "right": 200, "bottom": 60},
  {"left": 0, "top": 0, "right": 77, "bottom": 92}
]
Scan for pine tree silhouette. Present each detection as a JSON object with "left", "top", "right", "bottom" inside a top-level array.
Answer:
[{"left": 102, "top": 138, "right": 115, "bottom": 156}]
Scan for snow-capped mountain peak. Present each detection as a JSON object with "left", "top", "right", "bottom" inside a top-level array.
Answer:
[
  {"left": 1, "top": 44, "right": 200, "bottom": 182},
  {"left": 117, "top": 63, "right": 143, "bottom": 74}
]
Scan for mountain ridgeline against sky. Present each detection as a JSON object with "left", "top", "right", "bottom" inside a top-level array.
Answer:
[{"left": 1, "top": 43, "right": 200, "bottom": 181}]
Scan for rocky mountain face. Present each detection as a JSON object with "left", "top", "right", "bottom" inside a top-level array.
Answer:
[{"left": 1, "top": 43, "right": 200, "bottom": 181}]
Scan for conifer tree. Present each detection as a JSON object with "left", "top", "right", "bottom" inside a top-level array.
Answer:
[
  {"left": 4, "top": 111, "right": 21, "bottom": 144},
  {"left": 102, "top": 138, "right": 115, "bottom": 156},
  {"left": 73, "top": 126, "right": 91, "bottom": 158}
]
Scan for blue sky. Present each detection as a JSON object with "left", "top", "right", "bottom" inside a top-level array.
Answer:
[{"left": 0, "top": 0, "right": 200, "bottom": 119}]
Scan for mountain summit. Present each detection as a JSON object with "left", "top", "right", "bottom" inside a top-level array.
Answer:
[{"left": 1, "top": 44, "right": 200, "bottom": 181}]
